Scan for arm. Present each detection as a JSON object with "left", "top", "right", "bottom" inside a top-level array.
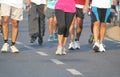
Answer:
[
  {"left": 113, "top": 0, "right": 117, "bottom": 6},
  {"left": 26, "top": 0, "right": 31, "bottom": 8},
  {"left": 83, "top": 0, "right": 90, "bottom": 13}
]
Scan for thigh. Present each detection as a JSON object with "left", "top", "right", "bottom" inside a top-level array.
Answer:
[
  {"left": 99, "top": 8, "right": 110, "bottom": 22},
  {"left": 76, "top": 8, "right": 84, "bottom": 19},
  {"left": 55, "top": 9, "right": 65, "bottom": 28},
  {"left": 65, "top": 12, "right": 75, "bottom": 28}
]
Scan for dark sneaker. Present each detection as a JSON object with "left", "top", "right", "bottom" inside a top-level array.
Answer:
[
  {"left": 38, "top": 37, "right": 43, "bottom": 45},
  {"left": 88, "top": 34, "right": 94, "bottom": 44},
  {"left": 30, "top": 37, "right": 37, "bottom": 43}
]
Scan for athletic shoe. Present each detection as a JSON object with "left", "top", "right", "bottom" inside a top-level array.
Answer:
[
  {"left": 88, "top": 34, "right": 94, "bottom": 44},
  {"left": 48, "top": 36, "right": 54, "bottom": 41},
  {"left": 1, "top": 43, "right": 9, "bottom": 53},
  {"left": 93, "top": 42, "right": 99, "bottom": 52},
  {"left": 30, "top": 37, "right": 37, "bottom": 43},
  {"left": 68, "top": 42, "right": 75, "bottom": 50},
  {"left": 74, "top": 41, "right": 80, "bottom": 49},
  {"left": 99, "top": 43, "right": 105, "bottom": 52},
  {"left": 10, "top": 45, "right": 19, "bottom": 53},
  {"left": 55, "top": 46, "right": 62, "bottom": 55},
  {"left": 53, "top": 32, "right": 58, "bottom": 41},
  {"left": 62, "top": 48, "right": 67, "bottom": 55}
]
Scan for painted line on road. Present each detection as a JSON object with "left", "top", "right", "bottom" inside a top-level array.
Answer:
[
  {"left": 50, "top": 59, "right": 65, "bottom": 65},
  {"left": 24, "top": 45, "right": 34, "bottom": 49},
  {"left": 16, "top": 41, "right": 23, "bottom": 45},
  {"left": 66, "top": 68, "right": 84, "bottom": 76},
  {"left": 37, "top": 52, "right": 49, "bottom": 56},
  {"left": 8, "top": 38, "right": 34, "bottom": 49},
  {"left": 105, "top": 37, "right": 120, "bottom": 44}
]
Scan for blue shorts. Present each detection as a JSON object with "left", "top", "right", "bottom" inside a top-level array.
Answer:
[{"left": 91, "top": 6, "right": 110, "bottom": 23}]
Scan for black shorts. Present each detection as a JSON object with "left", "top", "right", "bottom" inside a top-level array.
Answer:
[
  {"left": 91, "top": 6, "right": 110, "bottom": 23},
  {"left": 76, "top": 8, "right": 84, "bottom": 19}
]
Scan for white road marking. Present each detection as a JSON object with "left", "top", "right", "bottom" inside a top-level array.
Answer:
[
  {"left": 105, "top": 37, "right": 120, "bottom": 44},
  {"left": 24, "top": 45, "right": 34, "bottom": 49},
  {"left": 37, "top": 52, "right": 48, "bottom": 56},
  {"left": 16, "top": 41, "right": 23, "bottom": 45},
  {"left": 50, "top": 59, "right": 64, "bottom": 65},
  {"left": 66, "top": 69, "right": 84, "bottom": 76}
]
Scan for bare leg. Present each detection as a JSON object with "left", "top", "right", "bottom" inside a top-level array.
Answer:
[
  {"left": 11, "top": 19, "right": 19, "bottom": 43},
  {"left": 2, "top": 16, "right": 9, "bottom": 41}
]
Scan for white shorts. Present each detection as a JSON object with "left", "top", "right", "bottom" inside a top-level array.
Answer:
[{"left": 1, "top": 3, "right": 23, "bottom": 21}]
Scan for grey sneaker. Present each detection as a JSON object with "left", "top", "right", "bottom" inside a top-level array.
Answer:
[
  {"left": 62, "top": 47, "right": 67, "bottom": 55},
  {"left": 1, "top": 43, "right": 9, "bottom": 53},
  {"left": 74, "top": 41, "right": 80, "bottom": 49},
  {"left": 10, "top": 45, "right": 19, "bottom": 53},
  {"left": 55, "top": 46, "right": 62, "bottom": 55},
  {"left": 68, "top": 42, "right": 75, "bottom": 50}
]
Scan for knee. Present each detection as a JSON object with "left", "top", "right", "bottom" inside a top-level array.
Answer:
[{"left": 12, "top": 20, "right": 19, "bottom": 28}]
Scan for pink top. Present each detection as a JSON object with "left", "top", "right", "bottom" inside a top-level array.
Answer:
[{"left": 55, "top": 0, "right": 76, "bottom": 13}]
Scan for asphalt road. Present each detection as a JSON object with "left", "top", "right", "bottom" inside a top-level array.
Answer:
[{"left": 0, "top": 12, "right": 120, "bottom": 77}]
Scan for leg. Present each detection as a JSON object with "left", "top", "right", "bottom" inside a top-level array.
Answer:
[
  {"left": 11, "top": 19, "right": 19, "bottom": 43},
  {"left": 75, "top": 17, "right": 83, "bottom": 41},
  {"left": 28, "top": 3, "right": 38, "bottom": 43},
  {"left": 99, "top": 22, "right": 106, "bottom": 43},
  {"left": 38, "top": 4, "right": 45, "bottom": 45},
  {"left": 93, "top": 21, "right": 100, "bottom": 42},
  {"left": 2, "top": 16, "right": 9, "bottom": 42},
  {"left": 55, "top": 9, "right": 65, "bottom": 55},
  {"left": 68, "top": 16, "right": 76, "bottom": 50}
]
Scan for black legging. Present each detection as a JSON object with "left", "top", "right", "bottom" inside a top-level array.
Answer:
[{"left": 55, "top": 9, "right": 75, "bottom": 37}]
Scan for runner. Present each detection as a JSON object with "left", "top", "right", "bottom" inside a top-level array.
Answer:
[
  {"left": 68, "top": 0, "right": 89, "bottom": 50},
  {"left": 55, "top": 0, "right": 76, "bottom": 55},
  {"left": 91, "top": 0, "right": 117, "bottom": 52}
]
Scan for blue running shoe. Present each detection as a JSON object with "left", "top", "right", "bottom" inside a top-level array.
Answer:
[
  {"left": 48, "top": 36, "right": 54, "bottom": 41},
  {"left": 53, "top": 32, "right": 58, "bottom": 41}
]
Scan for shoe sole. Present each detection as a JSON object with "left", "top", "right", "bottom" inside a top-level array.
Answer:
[
  {"left": 1, "top": 50, "right": 8, "bottom": 53},
  {"left": 69, "top": 47, "right": 75, "bottom": 50}
]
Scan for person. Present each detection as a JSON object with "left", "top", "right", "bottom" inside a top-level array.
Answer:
[
  {"left": 68, "top": 0, "right": 90, "bottom": 50},
  {"left": 91, "top": 0, "right": 117, "bottom": 52},
  {"left": 88, "top": 0, "right": 118, "bottom": 45},
  {"left": 46, "top": 0, "right": 58, "bottom": 42},
  {"left": 55, "top": 0, "right": 76, "bottom": 55},
  {"left": 28, "top": 0, "right": 46, "bottom": 45},
  {"left": 0, "top": 3, "right": 2, "bottom": 33},
  {"left": 0, "top": 0, "right": 31, "bottom": 53}
]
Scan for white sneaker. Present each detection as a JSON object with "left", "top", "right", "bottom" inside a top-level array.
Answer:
[
  {"left": 62, "top": 48, "right": 67, "bottom": 55},
  {"left": 74, "top": 41, "right": 80, "bottom": 49},
  {"left": 55, "top": 46, "right": 62, "bottom": 55},
  {"left": 68, "top": 42, "right": 75, "bottom": 50},
  {"left": 1, "top": 43, "right": 9, "bottom": 53},
  {"left": 93, "top": 42, "right": 99, "bottom": 52},
  {"left": 10, "top": 45, "right": 19, "bottom": 53},
  {"left": 99, "top": 43, "right": 105, "bottom": 52}
]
